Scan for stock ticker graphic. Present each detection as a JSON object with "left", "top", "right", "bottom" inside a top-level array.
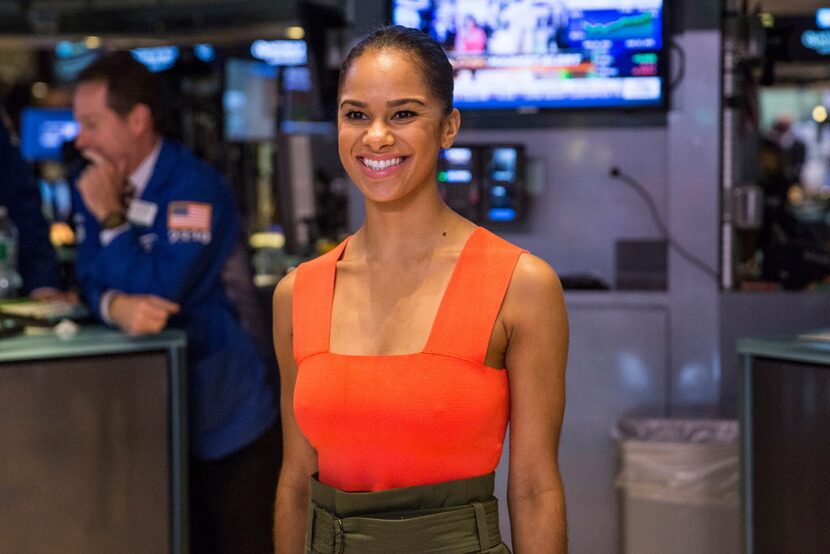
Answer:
[{"left": 582, "top": 12, "right": 657, "bottom": 41}]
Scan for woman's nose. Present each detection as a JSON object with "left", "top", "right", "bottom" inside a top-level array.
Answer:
[{"left": 362, "top": 120, "right": 394, "bottom": 149}]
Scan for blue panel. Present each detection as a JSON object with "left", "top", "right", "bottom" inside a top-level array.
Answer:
[{"left": 19, "top": 108, "right": 79, "bottom": 162}]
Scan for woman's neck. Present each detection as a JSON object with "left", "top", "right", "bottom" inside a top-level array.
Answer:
[{"left": 355, "top": 189, "right": 470, "bottom": 263}]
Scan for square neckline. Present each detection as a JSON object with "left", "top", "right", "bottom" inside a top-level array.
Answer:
[{"left": 325, "top": 226, "right": 484, "bottom": 358}]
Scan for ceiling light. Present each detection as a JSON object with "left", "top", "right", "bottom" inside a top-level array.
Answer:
[
  {"left": 286, "top": 27, "right": 305, "bottom": 40},
  {"left": 31, "top": 82, "right": 49, "bottom": 99}
]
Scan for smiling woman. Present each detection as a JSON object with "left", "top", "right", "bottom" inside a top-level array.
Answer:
[
  {"left": 273, "top": 26, "right": 569, "bottom": 554},
  {"left": 336, "top": 44, "right": 459, "bottom": 207}
]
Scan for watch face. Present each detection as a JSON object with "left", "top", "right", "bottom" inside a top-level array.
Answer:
[{"left": 102, "top": 212, "right": 127, "bottom": 229}]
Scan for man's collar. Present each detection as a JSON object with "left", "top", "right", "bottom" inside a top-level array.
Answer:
[{"left": 128, "top": 139, "right": 163, "bottom": 198}]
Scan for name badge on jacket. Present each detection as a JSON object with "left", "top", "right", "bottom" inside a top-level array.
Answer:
[{"left": 127, "top": 199, "right": 159, "bottom": 227}]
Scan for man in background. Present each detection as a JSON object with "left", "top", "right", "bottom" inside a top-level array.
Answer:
[
  {"left": 71, "top": 52, "right": 279, "bottom": 553},
  {"left": 768, "top": 115, "right": 806, "bottom": 186},
  {"left": 0, "top": 105, "right": 67, "bottom": 299}
]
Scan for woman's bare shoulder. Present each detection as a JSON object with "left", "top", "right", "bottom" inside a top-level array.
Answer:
[
  {"left": 273, "top": 268, "right": 298, "bottom": 312},
  {"left": 501, "top": 252, "right": 565, "bottom": 327},
  {"left": 511, "top": 252, "right": 563, "bottom": 299}
]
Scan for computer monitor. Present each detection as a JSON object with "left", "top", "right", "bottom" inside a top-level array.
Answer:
[
  {"left": 19, "top": 108, "right": 79, "bottom": 162},
  {"left": 223, "top": 58, "right": 279, "bottom": 141},
  {"left": 437, "top": 144, "right": 525, "bottom": 225},
  {"left": 483, "top": 145, "right": 524, "bottom": 223},
  {"left": 438, "top": 147, "right": 479, "bottom": 220}
]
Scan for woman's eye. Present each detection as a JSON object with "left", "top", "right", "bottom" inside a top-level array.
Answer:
[
  {"left": 392, "top": 110, "right": 416, "bottom": 120},
  {"left": 344, "top": 111, "right": 367, "bottom": 121}
]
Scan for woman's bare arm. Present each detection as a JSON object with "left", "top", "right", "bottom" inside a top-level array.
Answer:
[
  {"left": 503, "top": 254, "right": 569, "bottom": 553},
  {"left": 273, "top": 270, "right": 319, "bottom": 553}
]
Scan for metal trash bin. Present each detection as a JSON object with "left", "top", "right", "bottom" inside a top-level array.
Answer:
[{"left": 615, "top": 418, "right": 740, "bottom": 554}]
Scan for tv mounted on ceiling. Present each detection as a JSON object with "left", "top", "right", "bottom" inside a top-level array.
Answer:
[{"left": 390, "top": 0, "right": 668, "bottom": 111}]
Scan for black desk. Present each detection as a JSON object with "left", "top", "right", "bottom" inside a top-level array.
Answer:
[
  {"left": 0, "top": 326, "right": 187, "bottom": 553},
  {"left": 738, "top": 336, "right": 830, "bottom": 554}
]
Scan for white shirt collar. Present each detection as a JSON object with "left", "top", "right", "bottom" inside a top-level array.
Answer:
[{"left": 128, "top": 140, "right": 162, "bottom": 198}]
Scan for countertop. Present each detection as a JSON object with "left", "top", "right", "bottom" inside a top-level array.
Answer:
[
  {"left": 737, "top": 332, "right": 830, "bottom": 366},
  {"left": 0, "top": 325, "right": 187, "bottom": 362}
]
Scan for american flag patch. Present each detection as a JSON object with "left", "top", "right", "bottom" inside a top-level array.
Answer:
[{"left": 167, "top": 202, "right": 212, "bottom": 231}]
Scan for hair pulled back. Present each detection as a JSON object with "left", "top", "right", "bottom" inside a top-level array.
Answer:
[{"left": 338, "top": 25, "right": 454, "bottom": 115}]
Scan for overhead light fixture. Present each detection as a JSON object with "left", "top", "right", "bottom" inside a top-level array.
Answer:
[
  {"left": 131, "top": 47, "right": 180, "bottom": 73},
  {"left": 286, "top": 26, "right": 305, "bottom": 40},
  {"left": 193, "top": 44, "right": 216, "bottom": 63},
  {"left": 813, "top": 105, "right": 828, "bottom": 124},
  {"left": 31, "top": 82, "right": 49, "bottom": 99},
  {"left": 251, "top": 39, "right": 307, "bottom": 66},
  {"left": 84, "top": 36, "right": 101, "bottom": 49}
]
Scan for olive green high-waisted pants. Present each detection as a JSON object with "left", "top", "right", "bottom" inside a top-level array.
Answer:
[{"left": 305, "top": 472, "right": 512, "bottom": 553}]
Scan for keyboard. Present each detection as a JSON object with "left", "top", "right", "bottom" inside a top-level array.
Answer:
[{"left": 0, "top": 299, "right": 90, "bottom": 325}]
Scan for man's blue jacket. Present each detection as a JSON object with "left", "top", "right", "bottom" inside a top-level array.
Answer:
[{"left": 74, "top": 138, "right": 277, "bottom": 460}]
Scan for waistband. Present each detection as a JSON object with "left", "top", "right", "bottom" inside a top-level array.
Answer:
[{"left": 306, "top": 473, "right": 505, "bottom": 554}]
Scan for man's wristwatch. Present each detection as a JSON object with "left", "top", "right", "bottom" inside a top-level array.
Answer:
[{"left": 100, "top": 211, "right": 127, "bottom": 230}]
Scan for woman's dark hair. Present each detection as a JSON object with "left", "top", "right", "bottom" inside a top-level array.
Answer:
[
  {"left": 338, "top": 25, "right": 454, "bottom": 115},
  {"left": 76, "top": 51, "right": 163, "bottom": 133}
]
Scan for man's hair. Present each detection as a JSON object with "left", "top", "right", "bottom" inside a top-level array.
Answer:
[{"left": 76, "top": 51, "right": 163, "bottom": 133}]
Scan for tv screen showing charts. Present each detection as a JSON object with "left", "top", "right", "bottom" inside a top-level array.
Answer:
[{"left": 391, "top": 0, "right": 667, "bottom": 110}]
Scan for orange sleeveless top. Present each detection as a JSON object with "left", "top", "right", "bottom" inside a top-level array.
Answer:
[{"left": 292, "top": 227, "right": 526, "bottom": 492}]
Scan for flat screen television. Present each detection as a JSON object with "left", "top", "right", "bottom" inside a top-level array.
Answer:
[
  {"left": 390, "top": 0, "right": 667, "bottom": 110},
  {"left": 19, "top": 108, "right": 79, "bottom": 162},
  {"left": 223, "top": 58, "right": 279, "bottom": 141}
]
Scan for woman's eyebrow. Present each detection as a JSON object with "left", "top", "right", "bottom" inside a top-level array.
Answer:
[
  {"left": 339, "top": 98, "right": 427, "bottom": 109},
  {"left": 388, "top": 98, "right": 426, "bottom": 107},
  {"left": 340, "top": 99, "right": 368, "bottom": 109}
]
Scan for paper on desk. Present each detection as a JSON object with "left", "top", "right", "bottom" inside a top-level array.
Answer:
[{"left": 798, "top": 330, "right": 830, "bottom": 342}]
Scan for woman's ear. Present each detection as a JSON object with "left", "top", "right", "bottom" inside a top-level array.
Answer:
[{"left": 440, "top": 108, "right": 461, "bottom": 150}]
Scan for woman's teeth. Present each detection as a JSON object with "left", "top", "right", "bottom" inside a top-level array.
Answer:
[{"left": 362, "top": 157, "right": 402, "bottom": 170}]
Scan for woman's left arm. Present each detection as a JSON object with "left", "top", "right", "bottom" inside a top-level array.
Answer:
[{"left": 503, "top": 254, "right": 569, "bottom": 553}]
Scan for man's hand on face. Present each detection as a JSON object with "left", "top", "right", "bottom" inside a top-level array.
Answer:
[
  {"left": 76, "top": 149, "right": 127, "bottom": 221},
  {"left": 109, "top": 293, "right": 181, "bottom": 336}
]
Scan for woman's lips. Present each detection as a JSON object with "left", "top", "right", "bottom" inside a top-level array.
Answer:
[{"left": 358, "top": 155, "right": 407, "bottom": 178}]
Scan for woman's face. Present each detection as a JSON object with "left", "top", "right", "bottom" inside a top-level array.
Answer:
[{"left": 337, "top": 48, "right": 460, "bottom": 207}]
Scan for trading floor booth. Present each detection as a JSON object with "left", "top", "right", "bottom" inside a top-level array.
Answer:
[{"left": 0, "top": 327, "right": 188, "bottom": 554}]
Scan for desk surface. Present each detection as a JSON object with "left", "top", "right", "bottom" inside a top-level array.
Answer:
[
  {"left": 0, "top": 326, "right": 187, "bottom": 362},
  {"left": 739, "top": 334, "right": 830, "bottom": 553},
  {"left": 0, "top": 324, "right": 188, "bottom": 553},
  {"left": 737, "top": 334, "right": 830, "bottom": 366}
]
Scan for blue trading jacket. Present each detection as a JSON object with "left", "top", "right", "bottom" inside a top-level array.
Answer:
[
  {"left": 0, "top": 122, "right": 61, "bottom": 293},
  {"left": 74, "top": 138, "right": 277, "bottom": 460}
]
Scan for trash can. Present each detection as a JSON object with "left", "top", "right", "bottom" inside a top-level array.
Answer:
[{"left": 615, "top": 418, "right": 740, "bottom": 554}]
